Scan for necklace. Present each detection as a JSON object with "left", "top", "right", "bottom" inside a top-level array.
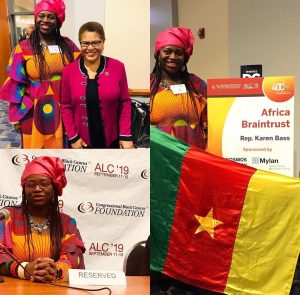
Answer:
[
  {"left": 39, "top": 40, "right": 56, "bottom": 49},
  {"left": 159, "top": 79, "right": 183, "bottom": 90},
  {"left": 29, "top": 216, "right": 50, "bottom": 233}
]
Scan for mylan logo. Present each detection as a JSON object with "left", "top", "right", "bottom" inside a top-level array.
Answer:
[{"left": 252, "top": 157, "right": 260, "bottom": 165}]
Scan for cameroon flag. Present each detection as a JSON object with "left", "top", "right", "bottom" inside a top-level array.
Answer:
[{"left": 151, "top": 127, "right": 300, "bottom": 295}]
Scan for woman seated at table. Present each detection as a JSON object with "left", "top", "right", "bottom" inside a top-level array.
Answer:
[
  {"left": 0, "top": 156, "right": 85, "bottom": 282},
  {"left": 61, "top": 22, "right": 133, "bottom": 149}
]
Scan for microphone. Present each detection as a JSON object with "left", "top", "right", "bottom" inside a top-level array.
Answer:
[{"left": 0, "top": 209, "right": 10, "bottom": 221}]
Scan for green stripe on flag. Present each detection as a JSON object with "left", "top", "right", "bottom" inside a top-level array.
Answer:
[{"left": 150, "top": 127, "right": 190, "bottom": 271}]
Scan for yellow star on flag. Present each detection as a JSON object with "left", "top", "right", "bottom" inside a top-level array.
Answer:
[{"left": 194, "top": 208, "right": 223, "bottom": 238}]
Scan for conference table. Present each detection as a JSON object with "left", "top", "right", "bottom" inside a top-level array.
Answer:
[{"left": 0, "top": 276, "right": 149, "bottom": 294}]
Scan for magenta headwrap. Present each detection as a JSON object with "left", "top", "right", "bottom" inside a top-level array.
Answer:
[
  {"left": 34, "top": 0, "right": 66, "bottom": 28},
  {"left": 21, "top": 156, "right": 67, "bottom": 196},
  {"left": 154, "top": 27, "right": 195, "bottom": 62}
]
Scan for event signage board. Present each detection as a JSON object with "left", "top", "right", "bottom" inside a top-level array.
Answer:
[
  {"left": 207, "top": 76, "right": 294, "bottom": 176},
  {"left": 0, "top": 149, "right": 150, "bottom": 271}
]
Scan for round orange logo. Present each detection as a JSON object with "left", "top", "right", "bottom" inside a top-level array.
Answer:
[{"left": 262, "top": 76, "right": 294, "bottom": 102}]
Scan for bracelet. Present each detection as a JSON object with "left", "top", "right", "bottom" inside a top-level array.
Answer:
[
  {"left": 4, "top": 260, "right": 13, "bottom": 275},
  {"left": 9, "top": 261, "right": 18, "bottom": 277},
  {"left": 17, "top": 262, "right": 29, "bottom": 279}
]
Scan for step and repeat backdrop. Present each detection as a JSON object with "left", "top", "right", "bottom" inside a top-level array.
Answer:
[{"left": 0, "top": 149, "right": 150, "bottom": 271}]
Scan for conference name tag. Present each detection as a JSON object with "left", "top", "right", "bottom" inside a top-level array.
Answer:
[
  {"left": 170, "top": 84, "right": 187, "bottom": 94},
  {"left": 48, "top": 45, "right": 60, "bottom": 54},
  {"left": 68, "top": 269, "right": 127, "bottom": 286}
]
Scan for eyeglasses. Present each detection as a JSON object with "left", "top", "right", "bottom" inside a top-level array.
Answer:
[
  {"left": 80, "top": 40, "right": 102, "bottom": 48},
  {"left": 25, "top": 179, "right": 52, "bottom": 189}
]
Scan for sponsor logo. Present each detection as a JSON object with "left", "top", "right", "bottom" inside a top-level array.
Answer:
[
  {"left": 141, "top": 169, "right": 148, "bottom": 179},
  {"left": 252, "top": 157, "right": 279, "bottom": 165},
  {"left": 263, "top": 77, "right": 294, "bottom": 102},
  {"left": 77, "top": 202, "right": 147, "bottom": 218},
  {"left": 12, "top": 155, "right": 89, "bottom": 173},
  {"left": 271, "top": 81, "right": 289, "bottom": 92},
  {"left": 61, "top": 158, "right": 90, "bottom": 173},
  {"left": 12, "top": 154, "right": 30, "bottom": 166},
  {"left": 88, "top": 242, "right": 124, "bottom": 257},
  {"left": 94, "top": 163, "right": 129, "bottom": 179},
  {"left": 78, "top": 202, "right": 95, "bottom": 213},
  {"left": 226, "top": 158, "right": 247, "bottom": 164},
  {"left": 0, "top": 194, "right": 20, "bottom": 207}
]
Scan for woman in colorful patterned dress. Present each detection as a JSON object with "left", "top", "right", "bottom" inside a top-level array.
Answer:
[
  {"left": 0, "top": 0, "right": 80, "bottom": 148},
  {"left": 150, "top": 27, "right": 207, "bottom": 150},
  {"left": 150, "top": 27, "right": 215, "bottom": 295},
  {"left": 0, "top": 156, "right": 85, "bottom": 282}
]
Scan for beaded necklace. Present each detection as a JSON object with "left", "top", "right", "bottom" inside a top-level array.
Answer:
[
  {"left": 159, "top": 79, "right": 183, "bottom": 90},
  {"left": 29, "top": 216, "right": 50, "bottom": 233}
]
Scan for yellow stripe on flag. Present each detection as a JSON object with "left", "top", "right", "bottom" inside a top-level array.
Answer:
[{"left": 225, "top": 170, "right": 300, "bottom": 295}]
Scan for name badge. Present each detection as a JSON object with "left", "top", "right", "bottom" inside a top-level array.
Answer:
[
  {"left": 68, "top": 269, "right": 127, "bottom": 286},
  {"left": 48, "top": 45, "right": 60, "bottom": 54},
  {"left": 170, "top": 84, "right": 187, "bottom": 94}
]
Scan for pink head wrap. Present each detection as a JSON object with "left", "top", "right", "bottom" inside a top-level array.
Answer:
[
  {"left": 154, "top": 27, "right": 195, "bottom": 62},
  {"left": 21, "top": 156, "right": 67, "bottom": 196},
  {"left": 34, "top": 0, "right": 66, "bottom": 28}
]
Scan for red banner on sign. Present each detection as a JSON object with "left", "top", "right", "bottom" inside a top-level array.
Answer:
[{"left": 207, "top": 78, "right": 263, "bottom": 97}]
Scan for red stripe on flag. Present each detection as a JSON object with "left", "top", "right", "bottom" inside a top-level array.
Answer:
[{"left": 163, "top": 146, "right": 256, "bottom": 293}]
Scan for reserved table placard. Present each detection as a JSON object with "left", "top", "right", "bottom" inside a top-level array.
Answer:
[{"left": 68, "top": 269, "right": 127, "bottom": 286}]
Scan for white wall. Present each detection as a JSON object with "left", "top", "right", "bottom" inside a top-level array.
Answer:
[
  {"left": 150, "top": 0, "right": 229, "bottom": 78},
  {"left": 61, "top": 0, "right": 105, "bottom": 46},
  {"left": 177, "top": 0, "right": 229, "bottom": 79},
  {"left": 61, "top": 0, "right": 149, "bottom": 89},
  {"left": 229, "top": 0, "right": 300, "bottom": 176},
  {"left": 104, "top": 0, "right": 149, "bottom": 89},
  {"left": 150, "top": 0, "right": 174, "bottom": 70}
]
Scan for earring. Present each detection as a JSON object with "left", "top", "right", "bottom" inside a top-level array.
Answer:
[{"left": 181, "top": 65, "right": 186, "bottom": 72}]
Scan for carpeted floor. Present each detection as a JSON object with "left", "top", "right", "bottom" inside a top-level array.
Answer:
[
  {"left": 0, "top": 100, "right": 21, "bottom": 148},
  {"left": 0, "top": 96, "right": 149, "bottom": 149}
]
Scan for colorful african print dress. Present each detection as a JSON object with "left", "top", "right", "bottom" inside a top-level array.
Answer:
[
  {"left": 0, "top": 206, "right": 85, "bottom": 279},
  {"left": 0, "top": 39, "right": 80, "bottom": 148},
  {"left": 150, "top": 74, "right": 207, "bottom": 150}
]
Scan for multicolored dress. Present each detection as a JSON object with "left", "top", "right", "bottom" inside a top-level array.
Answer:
[
  {"left": 0, "top": 38, "right": 80, "bottom": 148},
  {"left": 150, "top": 73, "right": 207, "bottom": 150},
  {"left": 0, "top": 206, "right": 85, "bottom": 279}
]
